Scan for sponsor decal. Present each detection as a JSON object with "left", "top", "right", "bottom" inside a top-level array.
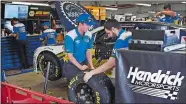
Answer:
[
  {"left": 127, "top": 67, "right": 185, "bottom": 100},
  {"left": 59, "top": 1, "right": 88, "bottom": 27},
  {"left": 75, "top": 40, "right": 81, "bottom": 44},
  {"left": 43, "top": 47, "right": 54, "bottom": 51},
  {"left": 132, "top": 40, "right": 164, "bottom": 45},
  {"left": 28, "top": 6, "right": 50, "bottom": 19},
  {"left": 68, "top": 76, "right": 78, "bottom": 88},
  {"left": 29, "top": 11, "right": 35, "bottom": 17},
  {"left": 56, "top": 1, "right": 99, "bottom": 31},
  {"left": 96, "top": 92, "right": 100, "bottom": 104}
]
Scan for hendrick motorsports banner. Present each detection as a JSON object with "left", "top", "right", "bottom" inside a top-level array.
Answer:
[
  {"left": 115, "top": 49, "right": 186, "bottom": 103},
  {"left": 55, "top": 1, "right": 99, "bottom": 32}
]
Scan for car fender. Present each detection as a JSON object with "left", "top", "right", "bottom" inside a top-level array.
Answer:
[{"left": 33, "top": 45, "right": 65, "bottom": 72}]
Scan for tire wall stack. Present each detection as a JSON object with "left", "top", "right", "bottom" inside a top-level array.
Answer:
[{"left": 1, "top": 36, "right": 41, "bottom": 70}]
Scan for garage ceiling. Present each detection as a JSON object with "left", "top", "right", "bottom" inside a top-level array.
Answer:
[{"left": 2, "top": 1, "right": 186, "bottom": 7}]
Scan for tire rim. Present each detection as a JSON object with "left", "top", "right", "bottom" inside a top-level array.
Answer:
[
  {"left": 40, "top": 59, "right": 56, "bottom": 77},
  {"left": 75, "top": 83, "right": 96, "bottom": 104}
]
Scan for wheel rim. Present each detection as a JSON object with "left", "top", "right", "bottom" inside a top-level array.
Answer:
[
  {"left": 40, "top": 58, "right": 56, "bottom": 77},
  {"left": 75, "top": 83, "right": 96, "bottom": 104}
]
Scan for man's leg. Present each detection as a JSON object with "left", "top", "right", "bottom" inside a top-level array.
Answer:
[
  {"left": 22, "top": 40, "right": 28, "bottom": 68},
  {"left": 63, "top": 62, "right": 81, "bottom": 81},
  {"left": 17, "top": 40, "right": 28, "bottom": 69}
]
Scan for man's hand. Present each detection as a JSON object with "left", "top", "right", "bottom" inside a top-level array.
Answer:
[
  {"left": 80, "top": 65, "right": 89, "bottom": 70},
  {"left": 156, "top": 12, "right": 162, "bottom": 17},
  {"left": 90, "top": 66, "right": 95, "bottom": 70},
  {"left": 84, "top": 72, "right": 93, "bottom": 82},
  {"left": 11, "top": 34, "right": 16, "bottom": 37}
]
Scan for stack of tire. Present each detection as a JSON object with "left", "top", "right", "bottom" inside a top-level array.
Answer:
[
  {"left": 1, "top": 37, "right": 22, "bottom": 70},
  {"left": 26, "top": 36, "right": 41, "bottom": 67}
]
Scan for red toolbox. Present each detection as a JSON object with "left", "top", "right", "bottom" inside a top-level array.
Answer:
[{"left": 1, "top": 82, "right": 72, "bottom": 104}]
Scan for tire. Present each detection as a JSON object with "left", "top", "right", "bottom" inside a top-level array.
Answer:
[
  {"left": 38, "top": 52, "right": 62, "bottom": 81},
  {"left": 68, "top": 71, "right": 115, "bottom": 104}
]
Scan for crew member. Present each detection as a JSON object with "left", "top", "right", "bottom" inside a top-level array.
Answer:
[
  {"left": 11, "top": 17, "right": 28, "bottom": 69},
  {"left": 40, "top": 22, "right": 58, "bottom": 45},
  {"left": 156, "top": 3, "right": 178, "bottom": 23},
  {"left": 84, "top": 19, "right": 132, "bottom": 82},
  {"left": 63, "top": 13, "right": 95, "bottom": 80}
]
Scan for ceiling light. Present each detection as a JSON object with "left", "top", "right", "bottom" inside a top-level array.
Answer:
[
  {"left": 148, "top": 11, "right": 156, "bottom": 13},
  {"left": 135, "top": 3, "right": 151, "bottom": 7},
  {"left": 125, "top": 13, "right": 133, "bottom": 15},
  {"left": 12, "top": 2, "right": 49, "bottom": 6},
  {"left": 181, "top": 2, "right": 186, "bottom": 4},
  {"left": 105, "top": 7, "right": 118, "bottom": 11}
]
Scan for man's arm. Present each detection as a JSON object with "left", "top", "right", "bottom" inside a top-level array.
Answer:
[
  {"left": 11, "top": 26, "right": 18, "bottom": 38},
  {"left": 40, "top": 32, "right": 45, "bottom": 41},
  {"left": 54, "top": 32, "right": 58, "bottom": 43},
  {"left": 67, "top": 53, "right": 84, "bottom": 70},
  {"left": 156, "top": 11, "right": 176, "bottom": 17},
  {"left": 11, "top": 34, "right": 17, "bottom": 37},
  {"left": 84, "top": 57, "right": 115, "bottom": 82},
  {"left": 161, "top": 11, "right": 176, "bottom": 17},
  {"left": 90, "top": 57, "right": 115, "bottom": 75},
  {"left": 86, "top": 49, "right": 94, "bottom": 69},
  {"left": 86, "top": 32, "right": 94, "bottom": 69},
  {"left": 40, "top": 32, "right": 46, "bottom": 45}
]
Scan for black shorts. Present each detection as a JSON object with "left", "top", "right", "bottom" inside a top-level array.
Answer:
[{"left": 62, "top": 60, "right": 87, "bottom": 80}]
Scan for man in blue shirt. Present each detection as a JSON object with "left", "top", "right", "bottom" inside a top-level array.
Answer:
[
  {"left": 40, "top": 22, "right": 58, "bottom": 46},
  {"left": 63, "top": 13, "right": 95, "bottom": 80},
  {"left": 156, "top": 4, "right": 178, "bottom": 23},
  {"left": 84, "top": 19, "right": 132, "bottom": 82},
  {"left": 11, "top": 18, "right": 28, "bottom": 69}
]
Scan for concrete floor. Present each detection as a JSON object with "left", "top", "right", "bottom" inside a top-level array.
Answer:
[{"left": 6, "top": 71, "right": 69, "bottom": 100}]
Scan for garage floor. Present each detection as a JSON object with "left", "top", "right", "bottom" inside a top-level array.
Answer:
[{"left": 6, "top": 71, "right": 69, "bottom": 100}]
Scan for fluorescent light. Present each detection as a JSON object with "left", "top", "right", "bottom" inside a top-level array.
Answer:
[
  {"left": 12, "top": 2, "right": 49, "bottom": 6},
  {"left": 125, "top": 13, "right": 133, "bottom": 15},
  {"left": 148, "top": 11, "right": 156, "bottom": 13},
  {"left": 135, "top": 3, "right": 151, "bottom": 7},
  {"left": 105, "top": 7, "right": 118, "bottom": 11},
  {"left": 181, "top": 2, "right": 186, "bottom": 4}
]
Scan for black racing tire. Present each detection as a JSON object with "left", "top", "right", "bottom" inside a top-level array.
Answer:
[
  {"left": 38, "top": 52, "right": 62, "bottom": 81},
  {"left": 68, "top": 71, "right": 115, "bottom": 104}
]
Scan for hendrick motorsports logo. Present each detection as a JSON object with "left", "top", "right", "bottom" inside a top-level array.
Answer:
[{"left": 127, "top": 67, "right": 185, "bottom": 100}]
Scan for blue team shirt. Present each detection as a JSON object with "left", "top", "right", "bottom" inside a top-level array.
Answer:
[
  {"left": 13, "top": 23, "right": 27, "bottom": 40},
  {"left": 111, "top": 29, "right": 132, "bottom": 57},
  {"left": 160, "top": 13, "right": 179, "bottom": 23},
  {"left": 64, "top": 28, "right": 93, "bottom": 63},
  {"left": 40, "top": 29, "right": 58, "bottom": 45}
]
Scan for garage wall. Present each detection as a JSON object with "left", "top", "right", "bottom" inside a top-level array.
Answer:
[
  {"left": 106, "top": 3, "right": 186, "bottom": 18},
  {"left": 51, "top": 2, "right": 186, "bottom": 18}
]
